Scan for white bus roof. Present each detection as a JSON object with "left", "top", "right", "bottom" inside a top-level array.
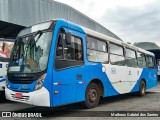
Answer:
[{"left": 81, "top": 26, "right": 154, "bottom": 56}]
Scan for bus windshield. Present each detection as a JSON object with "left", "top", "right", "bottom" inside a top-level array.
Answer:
[{"left": 9, "top": 32, "right": 52, "bottom": 73}]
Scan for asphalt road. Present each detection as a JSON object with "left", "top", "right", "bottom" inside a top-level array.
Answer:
[{"left": 0, "top": 82, "right": 160, "bottom": 120}]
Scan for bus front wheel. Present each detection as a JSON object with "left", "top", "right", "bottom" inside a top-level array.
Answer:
[
  {"left": 84, "top": 82, "right": 100, "bottom": 108},
  {"left": 138, "top": 80, "right": 146, "bottom": 96}
]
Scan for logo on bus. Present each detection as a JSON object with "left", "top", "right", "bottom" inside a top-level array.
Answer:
[
  {"left": 22, "top": 84, "right": 28, "bottom": 89},
  {"left": 111, "top": 68, "right": 116, "bottom": 74},
  {"left": 15, "top": 74, "right": 27, "bottom": 77}
]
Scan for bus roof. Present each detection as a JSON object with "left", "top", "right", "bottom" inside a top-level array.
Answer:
[{"left": 80, "top": 25, "right": 154, "bottom": 57}]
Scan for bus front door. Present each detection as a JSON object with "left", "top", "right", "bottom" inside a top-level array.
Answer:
[{"left": 52, "top": 29, "right": 85, "bottom": 106}]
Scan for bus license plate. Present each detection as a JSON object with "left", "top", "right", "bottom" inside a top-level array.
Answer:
[{"left": 15, "top": 93, "right": 22, "bottom": 98}]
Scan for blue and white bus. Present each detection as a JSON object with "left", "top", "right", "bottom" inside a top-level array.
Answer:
[
  {"left": 5, "top": 19, "right": 157, "bottom": 108},
  {"left": 0, "top": 38, "right": 14, "bottom": 91},
  {"left": 148, "top": 50, "right": 160, "bottom": 80}
]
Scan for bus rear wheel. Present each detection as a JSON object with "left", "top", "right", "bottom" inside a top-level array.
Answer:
[
  {"left": 84, "top": 82, "right": 100, "bottom": 108},
  {"left": 138, "top": 80, "right": 146, "bottom": 96}
]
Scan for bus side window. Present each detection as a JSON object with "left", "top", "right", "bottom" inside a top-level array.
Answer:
[
  {"left": 137, "top": 52, "right": 147, "bottom": 68},
  {"left": 125, "top": 48, "right": 137, "bottom": 67},
  {"left": 55, "top": 32, "right": 83, "bottom": 61},
  {"left": 146, "top": 56, "right": 155, "bottom": 68},
  {"left": 109, "top": 43, "right": 125, "bottom": 66},
  {"left": 63, "top": 36, "right": 83, "bottom": 61},
  {"left": 87, "top": 36, "right": 108, "bottom": 63},
  {"left": 55, "top": 31, "right": 84, "bottom": 70},
  {"left": 56, "top": 34, "right": 64, "bottom": 59}
]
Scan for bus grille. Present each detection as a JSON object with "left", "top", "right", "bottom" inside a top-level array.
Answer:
[
  {"left": 8, "top": 77, "right": 35, "bottom": 84},
  {"left": 11, "top": 94, "right": 30, "bottom": 101}
]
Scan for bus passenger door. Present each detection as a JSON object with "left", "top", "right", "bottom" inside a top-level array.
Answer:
[
  {"left": 106, "top": 43, "right": 127, "bottom": 95},
  {"left": 52, "top": 29, "right": 85, "bottom": 106},
  {"left": 126, "top": 67, "right": 139, "bottom": 92},
  {"left": 125, "top": 49, "right": 139, "bottom": 93}
]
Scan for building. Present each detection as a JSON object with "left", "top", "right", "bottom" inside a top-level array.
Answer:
[
  {"left": 0, "top": 0, "right": 121, "bottom": 40},
  {"left": 134, "top": 42, "right": 160, "bottom": 79},
  {"left": 134, "top": 42, "right": 160, "bottom": 50}
]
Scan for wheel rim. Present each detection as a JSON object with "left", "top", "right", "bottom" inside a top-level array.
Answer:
[{"left": 88, "top": 88, "right": 97, "bottom": 103}]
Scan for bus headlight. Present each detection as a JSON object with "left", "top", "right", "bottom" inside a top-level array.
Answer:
[{"left": 34, "top": 74, "right": 46, "bottom": 91}]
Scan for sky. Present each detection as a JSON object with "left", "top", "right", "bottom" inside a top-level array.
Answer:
[{"left": 55, "top": 0, "right": 160, "bottom": 45}]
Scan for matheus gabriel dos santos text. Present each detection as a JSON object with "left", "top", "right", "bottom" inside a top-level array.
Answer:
[{"left": 111, "top": 112, "right": 159, "bottom": 117}]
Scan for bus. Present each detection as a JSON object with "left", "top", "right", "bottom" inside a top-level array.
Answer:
[
  {"left": 0, "top": 38, "right": 14, "bottom": 91},
  {"left": 133, "top": 42, "right": 160, "bottom": 80},
  {"left": 5, "top": 19, "right": 157, "bottom": 108},
  {"left": 148, "top": 50, "right": 160, "bottom": 80}
]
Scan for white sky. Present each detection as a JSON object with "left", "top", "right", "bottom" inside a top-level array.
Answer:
[
  {"left": 55, "top": 0, "right": 152, "bottom": 19},
  {"left": 55, "top": 0, "right": 160, "bottom": 45}
]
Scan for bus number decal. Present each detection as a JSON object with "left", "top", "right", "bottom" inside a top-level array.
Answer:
[{"left": 111, "top": 68, "right": 116, "bottom": 74}]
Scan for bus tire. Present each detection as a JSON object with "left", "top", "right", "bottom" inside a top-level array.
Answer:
[
  {"left": 138, "top": 80, "right": 146, "bottom": 96},
  {"left": 84, "top": 82, "right": 100, "bottom": 109}
]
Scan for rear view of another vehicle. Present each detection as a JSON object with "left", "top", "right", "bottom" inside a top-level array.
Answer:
[{"left": 0, "top": 39, "right": 14, "bottom": 91}]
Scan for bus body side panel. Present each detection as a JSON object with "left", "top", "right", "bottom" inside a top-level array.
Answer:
[
  {"left": 82, "top": 62, "right": 120, "bottom": 97},
  {"left": 83, "top": 64, "right": 157, "bottom": 98},
  {"left": 0, "top": 62, "right": 8, "bottom": 91},
  {"left": 131, "top": 68, "right": 157, "bottom": 92},
  {"left": 145, "top": 68, "right": 157, "bottom": 89}
]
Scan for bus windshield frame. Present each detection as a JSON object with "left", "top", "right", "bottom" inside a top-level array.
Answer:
[{"left": 8, "top": 21, "right": 55, "bottom": 73}]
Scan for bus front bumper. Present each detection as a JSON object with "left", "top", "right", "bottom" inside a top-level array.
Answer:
[{"left": 5, "top": 87, "right": 50, "bottom": 107}]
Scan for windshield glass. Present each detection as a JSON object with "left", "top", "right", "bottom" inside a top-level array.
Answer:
[
  {"left": 0, "top": 40, "right": 14, "bottom": 59},
  {"left": 9, "top": 32, "right": 52, "bottom": 73}
]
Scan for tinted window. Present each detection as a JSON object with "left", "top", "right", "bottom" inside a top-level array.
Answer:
[
  {"left": 87, "top": 37, "right": 97, "bottom": 50},
  {"left": 137, "top": 52, "right": 146, "bottom": 68},
  {"left": 87, "top": 36, "right": 108, "bottom": 63},
  {"left": 55, "top": 32, "right": 84, "bottom": 70},
  {"left": 125, "top": 48, "right": 137, "bottom": 67},
  {"left": 110, "top": 43, "right": 125, "bottom": 66},
  {"left": 87, "top": 49, "right": 108, "bottom": 63},
  {"left": 110, "top": 43, "right": 123, "bottom": 56},
  {"left": 146, "top": 56, "right": 155, "bottom": 68},
  {"left": 110, "top": 54, "right": 125, "bottom": 66},
  {"left": 56, "top": 33, "right": 83, "bottom": 61},
  {"left": 97, "top": 40, "right": 107, "bottom": 52}
]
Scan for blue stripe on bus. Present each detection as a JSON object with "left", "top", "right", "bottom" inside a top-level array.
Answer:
[
  {"left": 0, "top": 76, "right": 3, "bottom": 78},
  {"left": 0, "top": 79, "right": 6, "bottom": 82},
  {"left": 131, "top": 68, "right": 158, "bottom": 92}
]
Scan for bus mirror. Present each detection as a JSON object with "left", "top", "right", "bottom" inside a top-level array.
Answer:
[
  {"left": 2, "top": 42, "right": 5, "bottom": 51},
  {"left": 66, "top": 32, "right": 71, "bottom": 45},
  {"left": 6, "top": 64, "right": 8, "bottom": 68}
]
